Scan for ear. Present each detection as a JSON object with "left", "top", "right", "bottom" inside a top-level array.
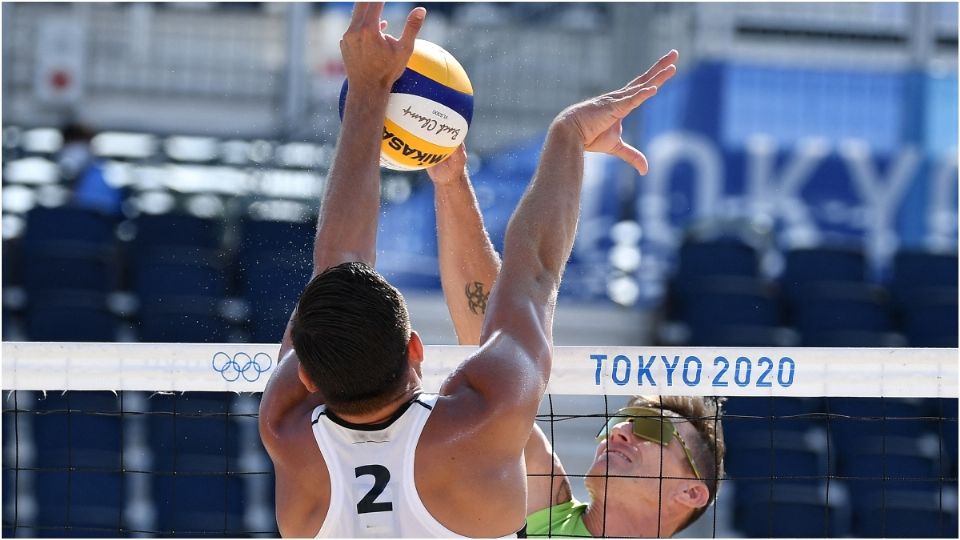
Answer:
[
  {"left": 298, "top": 362, "right": 319, "bottom": 393},
  {"left": 407, "top": 330, "right": 424, "bottom": 377},
  {"left": 673, "top": 480, "right": 710, "bottom": 510}
]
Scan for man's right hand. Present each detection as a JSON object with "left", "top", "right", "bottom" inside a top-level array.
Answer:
[
  {"left": 340, "top": 2, "right": 426, "bottom": 93},
  {"left": 555, "top": 49, "right": 679, "bottom": 175},
  {"left": 426, "top": 144, "right": 468, "bottom": 187}
]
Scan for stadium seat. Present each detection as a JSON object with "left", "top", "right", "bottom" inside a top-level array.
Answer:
[
  {"left": 890, "top": 251, "right": 958, "bottom": 306},
  {"left": 30, "top": 392, "right": 123, "bottom": 536},
  {"left": 21, "top": 207, "right": 120, "bottom": 296},
  {"left": 236, "top": 220, "right": 312, "bottom": 292},
  {"left": 733, "top": 481, "right": 851, "bottom": 537},
  {"left": 2, "top": 393, "right": 23, "bottom": 537},
  {"left": 375, "top": 192, "right": 442, "bottom": 291},
  {"left": 780, "top": 247, "right": 866, "bottom": 303},
  {"left": 899, "top": 293, "right": 959, "bottom": 347},
  {"left": 723, "top": 397, "right": 826, "bottom": 438},
  {"left": 246, "top": 301, "right": 296, "bottom": 344},
  {"left": 725, "top": 429, "right": 830, "bottom": 489},
  {"left": 851, "top": 488, "right": 957, "bottom": 538},
  {"left": 24, "top": 291, "right": 117, "bottom": 342},
  {"left": 788, "top": 282, "right": 894, "bottom": 347},
  {"left": 680, "top": 279, "right": 782, "bottom": 346},
  {"left": 132, "top": 213, "right": 223, "bottom": 252},
  {"left": 827, "top": 398, "right": 938, "bottom": 449},
  {"left": 23, "top": 206, "right": 118, "bottom": 247},
  {"left": 137, "top": 296, "right": 230, "bottom": 343},
  {"left": 23, "top": 243, "right": 117, "bottom": 294},
  {"left": 937, "top": 399, "right": 959, "bottom": 477},
  {"left": 676, "top": 238, "right": 760, "bottom": 281},
  {"left": 147, "top": 393, "right": 245, "bottom": 535},
  {"left": 238, "top": 257, "right": 310, "bottom": 310},
  {"left": 3, "top": 239, "right": 23, "bottom": 288},
  {"left": 132, "top": 249, "right": 227, "bottom": 300}
]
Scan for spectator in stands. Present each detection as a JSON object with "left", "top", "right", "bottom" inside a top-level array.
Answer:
[
  {"left": 426, "top": 62, "right": 726, "bottom": 536},
  {"left": 58, "top": 122, "right": 125, "bottom": 216}
]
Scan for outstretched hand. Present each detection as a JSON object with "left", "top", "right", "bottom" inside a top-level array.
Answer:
[
  {"left": 340, "top": 2, "right": 426, "bottom": 92},
  {"left": 426, "top": 144, "right": 468, "bottom": 187},
  {"left": 556, "top": 49, "right": 678, "bottom": 175}
]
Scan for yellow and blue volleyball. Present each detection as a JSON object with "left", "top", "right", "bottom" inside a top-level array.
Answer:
[{"left": 339, "top": 39, "right": 473, "bottom": 171}]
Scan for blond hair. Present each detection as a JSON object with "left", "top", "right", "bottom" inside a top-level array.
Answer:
[{"left": 627, "top": 395, "right": 726, "bottom": 533}]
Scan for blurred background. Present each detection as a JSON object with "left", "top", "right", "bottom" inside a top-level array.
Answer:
[{"left": 2, "top": 2, "right": 957, "bottom": 538}]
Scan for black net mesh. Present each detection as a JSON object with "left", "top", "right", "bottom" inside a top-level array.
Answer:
[{"left": 2, "top": 391, "right": 957, "bottom": 537}]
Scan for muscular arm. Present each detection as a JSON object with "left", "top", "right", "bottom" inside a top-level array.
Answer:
[
  {"left": 259, "top": 3, "right": 425, "bottom": 455},
  {"left": 439, "top": 121, "right": 586, "bottom": 453},
  {"left": 526, "top": 423, "right": 573, "bottom": 514},
  {"left": 441, "top": 50, "right": 680, "bottom": 454},
  {"left": 429, "top": 146, "right": 500, "bottom": 345}
]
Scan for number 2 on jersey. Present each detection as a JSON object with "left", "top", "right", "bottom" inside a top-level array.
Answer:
[{"left": 355, "top": 465, "right": 393, "bottom": 514}]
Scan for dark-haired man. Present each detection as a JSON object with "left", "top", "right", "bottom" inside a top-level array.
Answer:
[
  {"left": 427, "top": 51, "right": 726, "bottom": 537},
  {"left": 258, "top": 2, "right": 674, "bottom": 536}
]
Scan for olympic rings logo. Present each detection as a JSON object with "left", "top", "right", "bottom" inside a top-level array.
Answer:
[{"left": 212, "top": 352, "right": 274, "bottom": 382}]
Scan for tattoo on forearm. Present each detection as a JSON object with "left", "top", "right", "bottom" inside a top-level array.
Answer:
[{"left": 465, "top": 281, "right": 489, "bottom": 315}]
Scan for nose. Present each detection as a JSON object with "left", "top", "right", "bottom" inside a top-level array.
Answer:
[{"left": 609, "top": 421, "right": 634, "bottom": 442}]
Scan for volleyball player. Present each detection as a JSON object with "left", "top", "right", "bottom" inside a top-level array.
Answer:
[
  {"left": 429, "top": 50, "right": 727, "bottom": 537},
  {"left": 258, "top": 3, "right": 676, "bottom": 537}
]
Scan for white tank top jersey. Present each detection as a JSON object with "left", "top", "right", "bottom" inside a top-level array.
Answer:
[{"left": 310, "top": 393, "right": 527, "bottom": 538}]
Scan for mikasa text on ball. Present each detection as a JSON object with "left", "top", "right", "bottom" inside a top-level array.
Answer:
[{"left": 339, "top": 39, "right": 474, "bottom": 171}]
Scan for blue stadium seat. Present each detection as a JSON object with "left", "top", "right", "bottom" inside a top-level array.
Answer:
[
  {"left": 137, "top": 296, "right": 230, "bottom": 343},
  {"left": 723, "top": 397, "right": 826, "bottom": 438},
  {"left": 3, "top": 239, "right": 23, "bottom": 288},
  {"left": 236, "top": 219, "right": 313, "bottom": 260},
  {"left": 890, "top": 251, "right": 957, "bottom": 306},
  {"left": 900, "top": 293, "right": 959, "bottom": 347},
  {"left": 780, "top": 247, "right": 866, "bottom": 303},
  {"left": 23, "top": 243, "right": 117, "bottom": 294},
  {"left": 133, "top": 249, "right": 227, "bottom": 300},
  {"left": 247, "top": 301, "right": 295, "bottom": 344},
  {"left": 2, "top": 393, "right": 23, "bottom": 537},
  {"left": 840, "top": 435, "right": 942, "bottom": 495},
  {"left": 789, "top": 282, "right": 894, "bottom": 346},
  {"left": 680, "top": 278, "right": 782, "bottom": 346},
  {"left": 30, "top": 392, "right": 123, "bottom": 536},
  {"left": 25, "top": 291, "right": 117, "bottom": 342},
  {"left": 725, "top": 429, "right": 829, "bottom": 488},
  {"left": 147, "top": 393, "right": 245, "bottom": 535},
  {"left": 132, "top": 213, "right": 223, "bottom": 251},
  {"left": 24, "top": 206, "right": 117, "bottom": 246},
  {"left": 375, "top": 191, "right": 442, "bottom": 291},
  {"left": 889, "top": 251, "right": 958, "bottom": 346},
  {"left": 937, "top": 399, "right": 959, "bottom": 477},
  {"left": 22, "top": 206, "right": 120, "bottom": 296},
  {"left": 827, "top": 398, "right": 939, "bottom": 462},
  {"left": 733, "top": 481, "right": 850, "bottom": 537},
  {"left": 677, "top": 238, "right": 760, "bottom": 281},
  {"left": 851, "top": 488, "right": 957, "bottom": 538},
  {"left": 236, "top": 219, "right": 312, "bottom": 300},
  {"left": 239, "top": 258, "right": 310, "bottom": 309}
]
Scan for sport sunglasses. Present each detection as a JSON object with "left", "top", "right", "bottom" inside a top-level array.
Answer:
[{"left": 596, "top": 406, "right": 702, "bottom": 481}]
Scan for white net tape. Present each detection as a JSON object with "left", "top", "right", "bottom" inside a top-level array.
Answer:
[{"left": 3, "top": 342, "right": 956, "bottom": 398}]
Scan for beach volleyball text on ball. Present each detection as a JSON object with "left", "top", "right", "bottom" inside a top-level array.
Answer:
[{"left": 340, "top": 39, "right": 474, "bottom": 171}]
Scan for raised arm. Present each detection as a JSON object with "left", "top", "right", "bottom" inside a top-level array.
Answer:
[
  {"left": 442, "top": 51, "right": 680, "bottom": 449},
  {"left": 260, "top": 2, "right": 426, "bottom": 449},
  {"left": 427, "top": 145, "right": 501, "bottom": 345}
]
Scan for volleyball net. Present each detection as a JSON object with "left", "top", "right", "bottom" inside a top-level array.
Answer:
[{"left": 2, "top": 342, "right": 957, "bottom": 537}]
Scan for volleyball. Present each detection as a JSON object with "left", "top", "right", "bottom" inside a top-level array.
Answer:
[{"left": 338, "top": 38, "right": 473, "bottom": 171}]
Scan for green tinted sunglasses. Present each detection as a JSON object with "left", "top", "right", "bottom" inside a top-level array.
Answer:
[{"left": 596, "top": 406, "right": 702, "bottom": 481}]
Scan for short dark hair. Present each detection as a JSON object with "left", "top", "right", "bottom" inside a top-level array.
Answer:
[
  {"left": 291, "top": 262, "right": 412, "bottom": 416},
  {"left": 627, "top": 395, "right": 726, "bottom": 533}
]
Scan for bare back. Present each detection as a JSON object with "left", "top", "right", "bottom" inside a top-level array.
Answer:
[{"left": 264, "top": 340, "right": 532, "bottom": 537}]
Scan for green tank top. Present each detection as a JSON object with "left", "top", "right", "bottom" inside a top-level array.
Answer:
[{"left": 526, "top": 499, "right": 592, "bottom": 537}]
